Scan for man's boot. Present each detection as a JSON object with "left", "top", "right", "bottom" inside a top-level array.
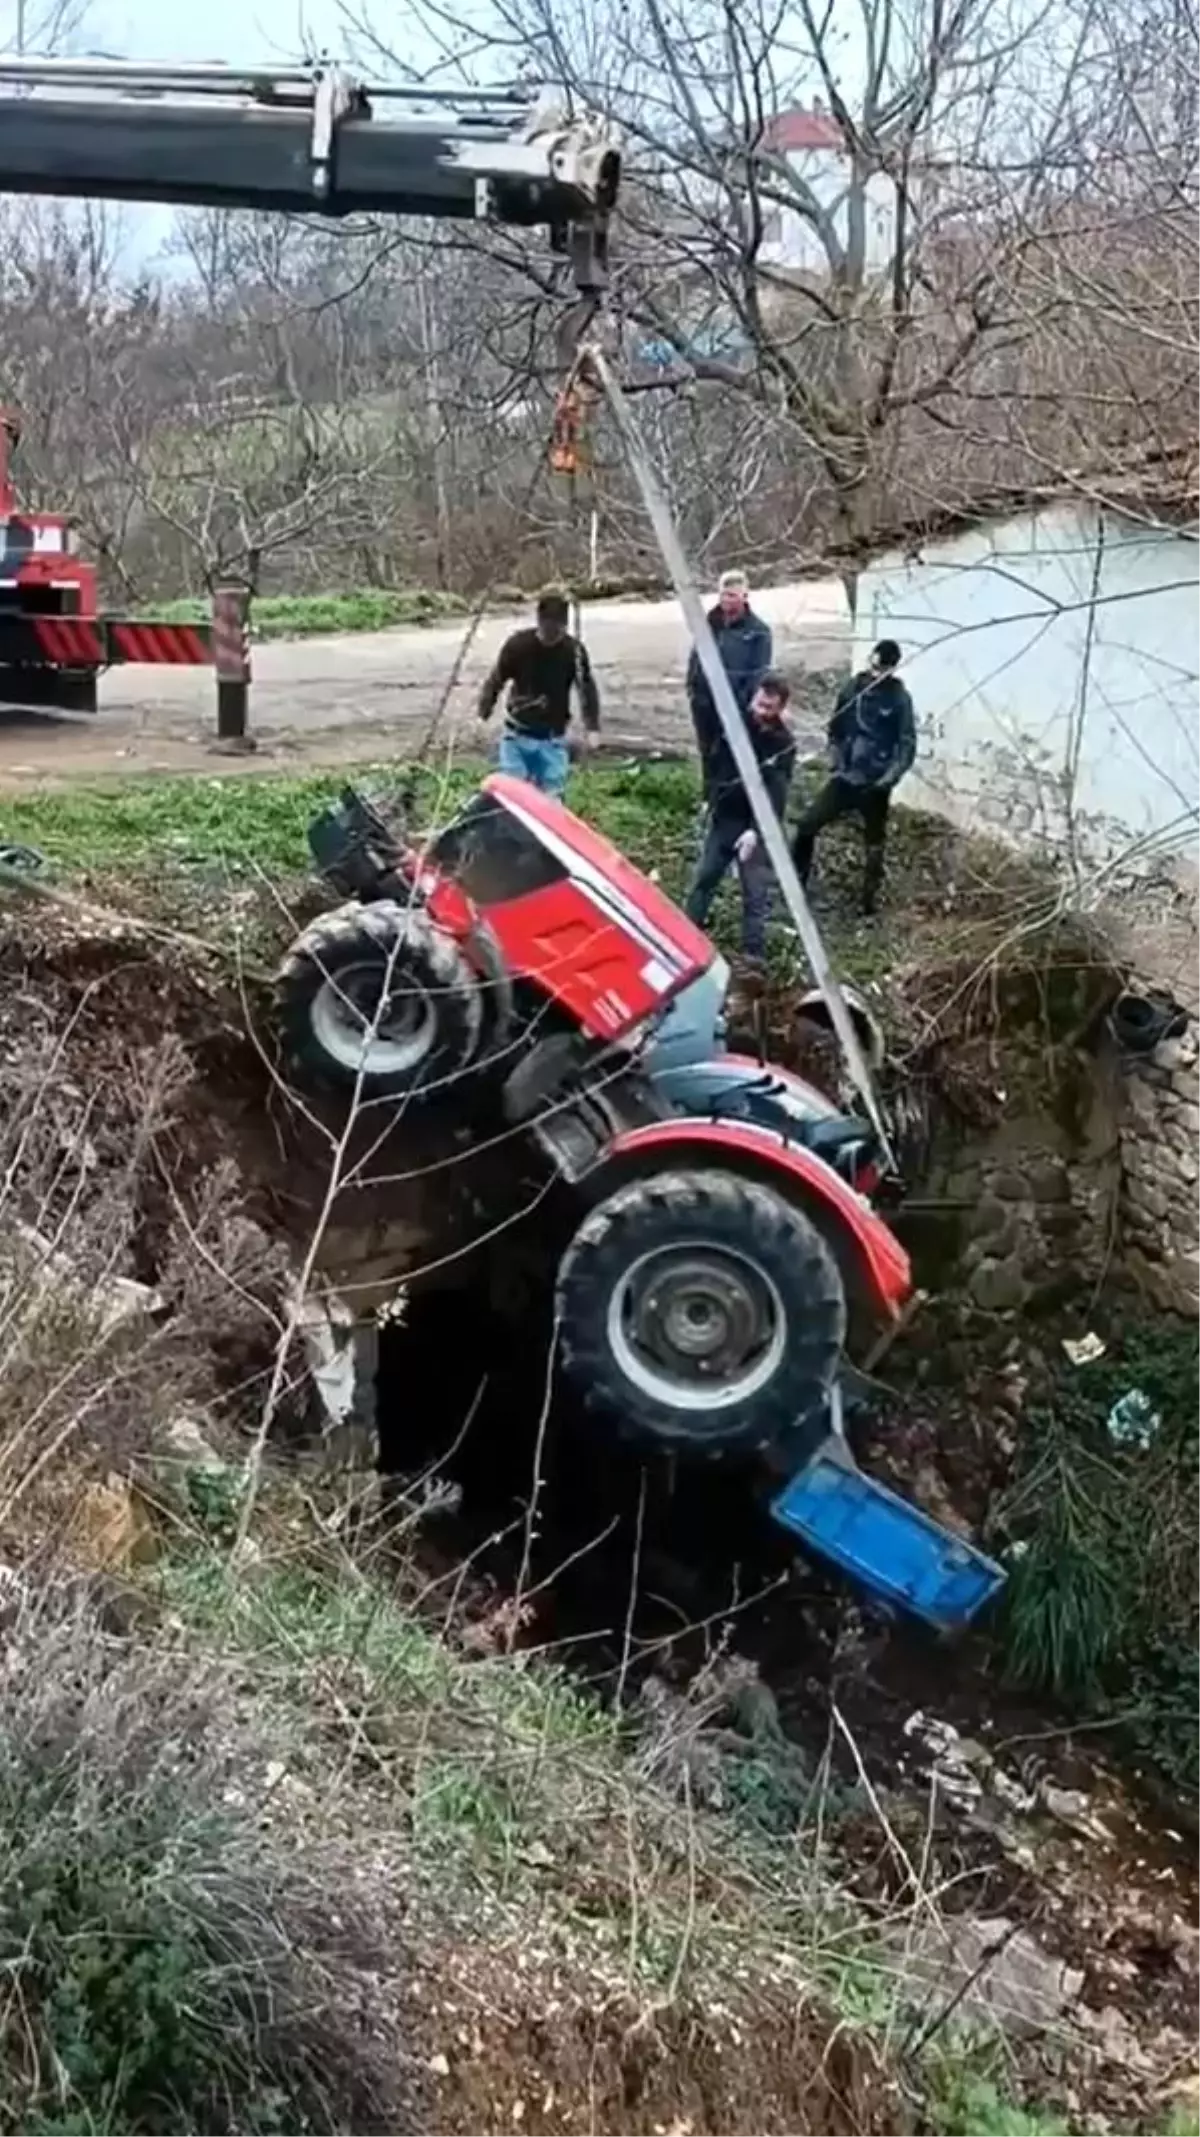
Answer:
[
  {"left": 862, "top": 844, "right": 884, "bottom": 917},
  {"left": 791, "top": 833, "right": 814, "bottom": 892}
]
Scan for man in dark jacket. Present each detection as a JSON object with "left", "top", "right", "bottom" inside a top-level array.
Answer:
[
  {"left": 477, "top": 589, "right": 600, "bottom": 796},
  {"left": 686, "top": 570, "right": 773, "bottom": 801},
  {"left": 685, "top": 672, "right": 795, "bottom": 960},
  {"left": 791, "top": 639, "right": 916, "bottom": 915}
]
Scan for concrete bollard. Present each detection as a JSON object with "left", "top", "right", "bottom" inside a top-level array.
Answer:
[{"left": 211, "top": 583, "right": 255, "bottom": 753}]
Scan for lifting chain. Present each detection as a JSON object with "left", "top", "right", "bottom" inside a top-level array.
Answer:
[
  {"left": 548, "top": 295, "right": 621, "bottom": 479},
  {"left": 549, "top": 386, "right": 585, "bottom": 477}
]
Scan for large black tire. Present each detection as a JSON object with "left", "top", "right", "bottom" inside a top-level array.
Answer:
[
  {"left": 556, "top": 1169, "right": 847, "bottom": 1459},
  {"left": 276, "top": 899, "right": 485, "bottom": 1103}
]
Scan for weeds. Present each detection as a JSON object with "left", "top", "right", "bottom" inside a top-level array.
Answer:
[
  {"left": 927, "top": 2061, "right": 1070, "bottom": 2136},
  {"left": 996, "top": 1319, "right": 1199, "bottom": 1794},
  {"left": 0, "top": 1583, "right": 406, "bottom": 2135},
  {"left": 999, "top": 1418, "right": 1130, "bottom": 1701}
]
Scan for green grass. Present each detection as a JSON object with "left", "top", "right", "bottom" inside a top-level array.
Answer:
[
  {"left": 162, "top": 1550, "right": 625, "bottom": 1885},
  {"left": 4, "top": 769, "right": 357, "bottom": 874},
  {"left": 151, "top": 588, "right": 468, "bottom": 639},
  {"left": 0, "top": 754, "right": 1028, "bottom": 1011},
  {"left": 0, "top": 760, "right": 702, "bottom": 885}
]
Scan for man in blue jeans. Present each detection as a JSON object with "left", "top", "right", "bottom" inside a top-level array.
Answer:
[
  {"left": 477, "top": 590, "right": 600, "bottom": 796},
  {"left": 685, "top": 672, "right": 796, "bottom": 962}
]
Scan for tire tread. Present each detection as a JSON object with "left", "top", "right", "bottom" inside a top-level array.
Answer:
[
  {"left": 557, "top": 1168, "right": 846, "bottom": 1462},
  {"left": 275, "top": 899, "right": 484, "bottom": 1101}
]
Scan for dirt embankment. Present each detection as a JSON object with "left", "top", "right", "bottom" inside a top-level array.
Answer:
[
  {"left": 0, "top": 900, "right": 506, "bottom": 1286},
  {"left": 0, "top": 895, "right": 1195, "bottom": 2137}
]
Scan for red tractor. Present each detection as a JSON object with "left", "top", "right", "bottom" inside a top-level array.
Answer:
[{"left": 277, "top": 776, "right": 1004, "bottom": 1631}]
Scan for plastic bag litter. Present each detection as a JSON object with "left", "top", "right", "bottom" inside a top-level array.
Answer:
[{"left": 1106, "top": 1389, "right": 1161, "bottom": 1450}]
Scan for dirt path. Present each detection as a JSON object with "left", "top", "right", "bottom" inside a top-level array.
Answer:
[{"left": 0, "top": 579, "right": 849, "bottom": 787}]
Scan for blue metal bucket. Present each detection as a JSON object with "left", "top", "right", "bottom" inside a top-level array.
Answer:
[{"left": 770, "top": 1436, "right": 1006, "bottom": 1632}]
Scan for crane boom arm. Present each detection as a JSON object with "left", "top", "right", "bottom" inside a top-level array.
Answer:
[{"left": 0, "top": 56, "right": 621, "bottom": 289}]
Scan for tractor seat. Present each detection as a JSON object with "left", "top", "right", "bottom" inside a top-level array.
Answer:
[
  {"left": 802, "top": 1114, "right": 869, "bottom": 1155},
  {"left": 700, "top": 1078, "right": 873, "bottom": 1174},
  {"left": 799, "top": 1115, "right": 874, "bottom": 1168}
]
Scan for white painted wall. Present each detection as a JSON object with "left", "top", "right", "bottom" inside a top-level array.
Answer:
[
  {"left": 854, "top": 502, "right": 1200, "bottom": 877},
  {"left": 759, "top": 151, "right": 896, "bottom": 276}
]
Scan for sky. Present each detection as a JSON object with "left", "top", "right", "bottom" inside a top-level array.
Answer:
[
  {"left": 0, "top": 0, "right": 431, "bottom": 268},
  {"left": 21, "top": 0, "right": 347, "bottom": 66}
]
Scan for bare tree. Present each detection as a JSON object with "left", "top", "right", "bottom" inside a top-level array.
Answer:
[
  {"left": 0, "top": 0, "right": 91, "bottom": 57},
  {"left": 346, "top": 0, "right": 1197, "bottom": 588},
  {"left": 3, "top": 0, "right": 1193, "bottom": 604}
]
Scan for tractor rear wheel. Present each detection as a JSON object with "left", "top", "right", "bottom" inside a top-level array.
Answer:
[
  {"left": 556, "top": 1169, "right": 846, "bottom": 1459},
  {"left": 276, "top": 899, "right": 485, "bottom": 1104}
]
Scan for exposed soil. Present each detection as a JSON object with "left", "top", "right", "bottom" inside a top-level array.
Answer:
[
  {"left": 397, "top": 1939, "right": 904, "bottom": 2136},
  {"left": 0, "top": 897, "right": 527, "bottom": 1283}
]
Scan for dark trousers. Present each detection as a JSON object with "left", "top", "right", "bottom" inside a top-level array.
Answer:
[
  {"left": 686, "top": 814, "right": 772, "bottom": 957},
  {"left": 792, "top": 778, "right": 892, "bottom": 912}
]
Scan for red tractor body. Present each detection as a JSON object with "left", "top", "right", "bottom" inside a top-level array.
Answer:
[{"left": 421, "top": 774, "right": 717, "bottom": 1043}]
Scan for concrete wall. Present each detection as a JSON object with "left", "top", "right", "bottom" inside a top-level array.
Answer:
[{"left": 855, "top": 503, "right": 1199, "bottom": 875}]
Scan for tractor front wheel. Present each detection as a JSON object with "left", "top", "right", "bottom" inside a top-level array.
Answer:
[
  {"left": 556, "top": 1169, "right": 846, "bottom": 1459},
  {"left": 276, "top": 900, "right": 485, "bottom": 1104}
]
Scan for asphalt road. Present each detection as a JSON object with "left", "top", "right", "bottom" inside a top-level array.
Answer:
[{"left": 0, "top": 578, "right": 851, "bottom": 786}]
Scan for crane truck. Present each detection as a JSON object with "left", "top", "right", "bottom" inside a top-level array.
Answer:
[{"left": 0, "top": 54, "right": 617, "bottom": 713}]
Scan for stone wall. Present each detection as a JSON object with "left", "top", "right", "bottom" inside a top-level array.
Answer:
[
  {"left": 1118, "top": 1019, "right": 1199, "bottom": 1319},
  {"left": 919, "top": 1089, "right": 1122, "bottom": 1315},
  {"left": 910, "top": 1019, "right": 1198, "bottom": 1321}
]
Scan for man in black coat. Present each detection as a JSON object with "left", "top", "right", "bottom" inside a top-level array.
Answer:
[
  {"left": 792, "top": 639, "right": 917, "bottom": 915},
  {"left": 477, "top": 589, "right": 600, "bottom": 795}
]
